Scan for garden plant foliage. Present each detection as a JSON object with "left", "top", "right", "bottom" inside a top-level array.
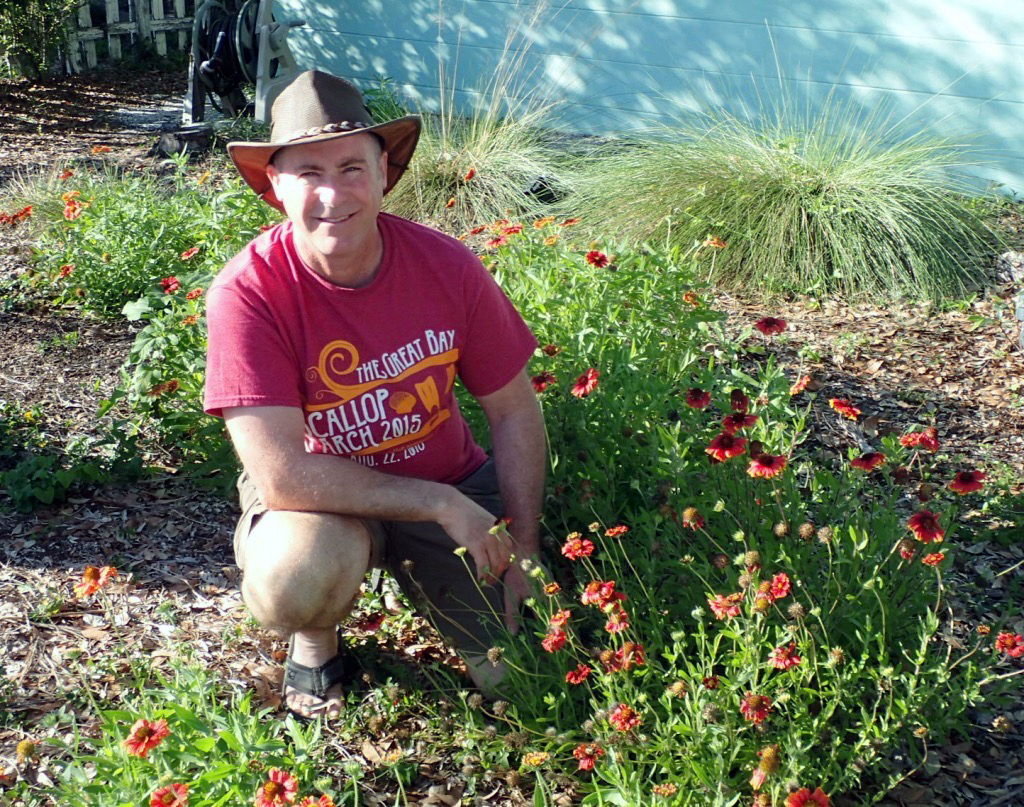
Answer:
[{"left": 13, "top": 167, "right": 1022, "bottom": 806}]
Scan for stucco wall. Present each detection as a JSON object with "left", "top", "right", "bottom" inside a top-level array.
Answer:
[{"left": 274, "top": 0, "right": 1024, "bottom": 194}]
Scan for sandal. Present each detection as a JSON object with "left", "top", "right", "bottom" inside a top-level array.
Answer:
[{"left": 283, "top": 632, "right": 350, "bottom": 719}]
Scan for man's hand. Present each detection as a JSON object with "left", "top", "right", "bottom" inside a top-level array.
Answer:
[
  {"left": 436, "top": 490, "right": 513, "bottom": 584},
  {"left": 502, "top": 561, "right": 534, "bottom": 634}
]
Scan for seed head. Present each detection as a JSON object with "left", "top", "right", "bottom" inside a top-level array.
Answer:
[
  {"left": 544, "top": 727, "right": 557, "bottom": 738},
  {"left": 753, "top": 595, "right": 771, "bottom": 614},
  {"left": 992, "top": 715, "right": 1013, "bottom": 733},
  {"left": 367, "top": 715, "right": 386, "bottom": 734},
  {"left": 798, "top": 522, "right": 815, "bottom": 541},
  {"left": 505, "top": 769, "right": 523, "bottom": 787},
  {"left": 486, "top": 647, "right": 503, "bottom": 666},
  {"left": 787, "top": 602, "right": 807, "bottom": 620},
  {"left": 519, "top": 558, "right": 535, "bottom": 572},
  {"left": 461, "top": 764, "right": 476, "bottom": 776},
  {"left": 15, "top": 740, "right": 36, "bottom": 765},
  {"left": 667, "top": 680, "right": 687, "bottom": 698},
  {"left": 701, "top": 704, "right": 721, "bottom": 723},
  {"left": 774, "top": 521, "right": 789, "bottom": 537},
  {"left": 653, "top": 783, "right": 678, "bottom": 797},
  {"left": 400, "top": 558, "right": 415, "bottom": 573},
  {"left": 582, "top": 719, "right": 595, "bottom": 732},
  {"left": 492, "top": 700, "right": 509, "bottom": 717},
  {"left": 482, "top": 724, "right": 497, "bottom": 740},
  {"left": 817, "top": 526, "right": 833, "bottom": 544},
  {"left": 467, "top": 693, "right": 484, "bottom": 711},
  {"left": 738, "top": 573, "right": 753, "bottom": 589},
  {"left": 758, "top": 744, "right": 780, "bottom": 773},
  {"left": 712, "top": 553, "right": 729, "bottom": 569},
  {"left": 828, "top": 647, "right": 846, "bottom": 667},
  {"left": 744, "top": 550, "right": 762, "bottom": 567},
  {"left": 681, "top": 554, "right": 694, "bottom": 564}
]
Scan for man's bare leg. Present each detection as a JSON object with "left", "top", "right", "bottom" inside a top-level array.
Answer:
[{"left": 241, "top": 510, "right": 372, "bottom": 717}]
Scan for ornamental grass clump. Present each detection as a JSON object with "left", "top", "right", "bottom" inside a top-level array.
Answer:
[{"left": 570, "top": 97, "right": 1002, "bottom": 301}]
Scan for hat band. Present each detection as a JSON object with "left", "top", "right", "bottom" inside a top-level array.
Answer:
[{"left": 290, "top": 120, "right": 373, "bottom": 139}]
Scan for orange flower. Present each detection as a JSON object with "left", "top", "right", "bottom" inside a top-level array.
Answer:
[
  {"left": 531, "top": 371, "right": 556, "bottom": 393},
  {"left": 786, "top": 788, "right": 830, "bottom": 807},
  {"left": 180, "top": 247, "right": 200, "bottom": 260},
  {"left": 533, "top": 215, "right": 555, "bottom": 228},
  {"left": 161, "top": 276, "right": 180, "bottom": 294},
  {"left": 573, "top": 743, "right": 604, "bottom": 771},
  {"left": 297, "top": 797, "right": 334, "bottom": 807},
  {"left": 748, "top": 453, "right": 787, "bottom": 479},
  {"left": 949, "top": 470, "right": 985, "bottom": 494},
  {"left": 921, "top": 552, "right": 945, "bottom": 567},
  {"left": 123, "top": 718, "right": 170, "bottom": 758},
  {"left": 541, "top": 629, "right": 567, "bottom": 652},
  {"left": 739, "top": 693, "right": 772, "bottom": 724},
  {"left": 703, "top": 235, "right": 726, "bottom": 249},
  {"left": 565, "top": 664, "right": 591, "bottom": 684},
  {"left": 254, "top": 768, "right": 298, "bottom": 807},
  {"left": 463, "top": 167, "right": 476, "bottom": 181},
  {"left": 445, "top": 198, "right": 455, "bottom": 209},
  {"left": 907, "top": 510, "right": 944, "bottom": 543},
  {"left": 468, "top": 225, "right": 487, "bottom": 235},
  {"left": 73, "top": 565, "right": 118, "bottom": 598},
  {"left": 995, "top": 632, "right": 1024, "bottom": 658},
  {"left": 59, "top": 169, "right": 74, "bottom": 180},
  {"left": 705, "top": 433, "right": 747, "bottom": 462},
  {"left": 185, "top": 288, "right": 203, "bottom": 300},
  {"left": 683, "top": 291, "right": 699, "bottom": 306},
  {"left": 850, "top": 452, "right": 885, "bottom": 471},
  {"left": 571, "top": 368, "right": 599, "bottom": 398},
  {"left": 561, "top": 533, "right": 594, "bottom": 560},
  {"left": 559, "top": 217, "right": 581, "bottom": 227},
  {"left": 708, "top": 592, "right": 743, "bottom": 620},
  {"left": 900, "top": 427, "right": 939, "bottom": 452},
  {"left": 828, "top": 398, "right": 861, "bottom": 420},
  {"left": 789, "top": 375, "right": 810, "bottom": 395},
  {"left": 722, "top": 412, "right": 758, "bottom": 434},
  {"left": 768, "top": 642, "right": 802, "bottom": 670},
  {"left": 608, "top": 703, "right": 641, "bottom": 732},
  {"left": 59, "top": 264, "right": 74, "bottom": 278},
  {"left": 605, "top": 525, "right": 629, "bottom": 537},
  {"left": 151, "top": 783, "right": 188, "bottom": 807},
  {"left": 92, "top": 145, "right": 112, "bottom": 154},
  {"left": 182, "top": 315, "right": 199, "bottom": 326},
  {"left": 685, "top": 388, "right": 711, "bottom": 409},
  {"left": 543, "top": 235, "right": 559, "bottom": 246},
  {"left": 681, "top": 507, "right": 704, "bottom": 529}
]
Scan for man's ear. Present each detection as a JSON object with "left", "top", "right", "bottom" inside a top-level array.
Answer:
[
  {"left": 379, "top": 149, "right": 389, "bottom": 181},
  {"left": 266, "top": 164, "right": 280, "bottom": 192}
]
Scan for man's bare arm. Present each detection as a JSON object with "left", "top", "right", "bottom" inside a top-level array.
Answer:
[{"left": 223, "top": 406, "right": 511, "bottom": 580}]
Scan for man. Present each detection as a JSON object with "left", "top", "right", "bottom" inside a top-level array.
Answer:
[{"left": 203, "top": 70, "right": 545, "bottom": 718}]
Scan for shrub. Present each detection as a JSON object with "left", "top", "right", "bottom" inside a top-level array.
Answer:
[
  {"left": 0, "top": 0, "right": 79, "bottom": 79},
  {"left": 571, "top": 99, "right": 1003, "bottom": 301}
]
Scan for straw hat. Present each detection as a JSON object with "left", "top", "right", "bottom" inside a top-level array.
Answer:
[{"left": 228, "top": 70, "right": 421, "bottom": 212}]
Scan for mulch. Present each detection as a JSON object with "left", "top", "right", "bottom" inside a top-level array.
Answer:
[{"left": 1, "top": 65, "right": 1023, "bottom": 806}]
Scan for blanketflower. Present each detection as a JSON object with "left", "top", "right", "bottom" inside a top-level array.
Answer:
[
  {"left": 685, "top": 387, "right": 711, "bottom": 408},
  {"left": 531, "top": 372, "right": 556, "bottom": 393},
  {"left": 921, "top": 552, "right": 945, "bottom": 567},
  {"left": 571, "top": 367, "right": 599, "bottom": 398},
  {"left": 161, "top": 276, "right": 180, "bottom": 294},
  {"left": 604, "top": 604, "right": 630, "bottom": 633},
  {"left": 186, "top": 288, "right": 203, "bottom": 300},
  {"left": 790, "top": 374, "right": 811, "bottom": 395},
  {"left": 549, "top": 609, "right": 572, "bottom": 628},
  {"left": 180, "top": 247, "right": 200, "bottom": 260},
  {"left": 463, "top": 167, "right": 476, "bottom": 181},
  {"left": 74, "top": 565, "right": 118, "bottom": 598},
  {"left": 59, "top": 264, "right": 74, "bottom": 278},
  {"left": 182, "top": 315, "right": 199, "bottom": 326},
  {"left": 468, "top": 225, "right": 487, "bottom": 235},
  {"left": 148, "top": 379, "right": 180, "bottom": 396},
  {"left": 544, "top": 235, "right": 559, "bottom": 246},
  {"left": 851, "top": 452, "right": 886, "bottom": 471},
  {"left": 706, "top": 433, "right": 747, "bottom": 462},
  {"left": 748, "top": 453, "right": 787, "bottom": 479},
  {"left": 541, "top": 629, "right": 567, "bottom": 653},
  {"left": 754, "top": 316, "right": 787, "bottom": 336},
  {"left": 566, "top": 664, "right": 591, "bottom": 684},
  {"left": 828, "top": 398, "right": 861, "bottom": 420},
  {"left": 708, "top": 592, "right": 743, "bottom": 620},
  {"left": 150, "top": 783, "right": 188, "bottom": 807},
  {"left": 64, "top": 200, "right": 83, "bottom": 220},
  {"left": 255, "top": 768, "right": 298, "bottom": 807},
  {"left": 445, "top": 197, "right": 455, "bottom": 208},
  {"left": 522, "top": 751, "right": 549, "bottom": 767},
  {"left": 502, "top": 224, "right": 523, "bottom": 235},
  {"left": 702, "top": 675, "right": 719, "bottom": 689},
  {"left": 92, "top": 145, "right": 111, "bottom": 154},
  {"left": 949, "top": 470, "right": 985, "bottom": 494},
  {"left": 900, "top": 427, "right": 939, "bottom": 452},
  {"left": 123, "top": 718, "right": 170, "bottom": 758},
  {"left": 541, "top": 343, "right": 561, "bottom": 356},
  {"left": 608, "top": 703, "right": 642, "bottom": 732},
  {"left": 581, "top": 580, "right": 626, "bottom": 609},
  {"left": 533, "top": 215, "right": 555, "bottom": 228},
  {"left": 543, "top": 582, "right": 561, "bottom": 595},
  {"left": 60, "top": 169, "right": 74, "bottom": 180},
  {"left": 722, "top": 412, "right": 758, "bottom": 433},
  {"left": 297, "top": 797, "right": 335, "bottom": 807},
  {"left": 605, "top": 525, "right": 629, "bottom": 537},
  {"left": 561, "top": 532, "right": 594, "bottom": 560},
  {"left": 907, "top": 510, "right": 944, "bottom": 543},
  {"left": 730, "top": 389, "right": 750, "bottom": 412},
  {"left": 573, "top": 743, "right": 604, "bottom": 771},
  {"left": 768, "top": 572, "right": 791, "bottom": 602},
  {"left": 585, "top": 250, "right": 609, "bottom": 268},
  {"left": 786, "top": 787, "right": 830, "bottom": 807},
  {"left": 683, "top": 291, "right": 700, "bottom": 306},
  {"left": 485, "top": 235, "right": 507, "bottom": 249},
  {"left": 560, "top": 217, "right": 581, "bottom": 227},
  {"left": 768, "top": 642, "right": 802, "bottom": 670},
  {"left": 703, "top": 235, "right": 726, "bottom": 249},
  {"left": 617, "top": 641, "right": 645, "bottom": 670},
  {"left": 995, "top": 632, "right": 1024, "bottom": 658},
  {"left": 681, "top": 506, "right": 704, "bottom": 529},
  {"left": 739, "top": 693, "right": 773, "bottom": 724}
]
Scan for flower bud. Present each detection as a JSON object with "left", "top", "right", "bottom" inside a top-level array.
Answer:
[
  {"left": 798, "top": 522, "right": 815, "bottom": 541},
  {"left": 773, "top": 521, "right": 789, "bottom": 537}
]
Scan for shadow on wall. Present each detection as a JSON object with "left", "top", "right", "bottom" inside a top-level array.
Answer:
[{"left": 274, "top": 0, "right": 1024, "bottom": 194}]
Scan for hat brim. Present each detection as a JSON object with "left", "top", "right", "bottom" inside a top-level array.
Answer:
[{"left": 227, "top": 115, "right": 421, "bottom": 212}]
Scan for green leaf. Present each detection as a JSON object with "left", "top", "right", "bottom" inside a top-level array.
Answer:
[{"left": 122, "top": 298, "right": 152, "bottom": 321}]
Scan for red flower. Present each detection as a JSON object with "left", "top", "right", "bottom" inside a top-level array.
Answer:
[
  {"left": 541, "top": 343, "right": 561, "bottom": 356},
  {"left": 730, "top": 389, "right": 750, "bottom": 413},
  {"left": 949, "top": 470, "right": 985, "bottom": 494},
  {"left": 681, "top": 507, "right": 704, "bottom": 529},
  {"left": 59, "top": 264, "right": 74, "bottom": 278},
  {"left": 463, "top": 167, "right": 476, "bottom": 181},
  {"left": 186, "top": 288, "right": 203, "bottom": 300},
  {"left": 921, "top": 552, "right": 945, "bottom": 567},
  {"left": 531, "top": 372, "right": 557, "bottom": 393},
  {"left": 708, "top": 592, "right": 743, "bottom": 620},
  {"left": 617, "top": 641, "right": 645, "bottom": 670},
  {"left": 150, "top": 783, "right": 188, "bottom": 807},
  {"left": 685, "top": 388, "right": 711, "bottom": 408},
  {"left": 180, "top": 247, "right": 200, "bottom": 260},
  {"left": 789, "top": 375, "right": 810, "bottom": 396},
  {"left": 829, "top": 398, "right": 861, "bottom": 420},
  {"left": 566, "top": 664, "right": 592, "bottom": 684},
  {"left": 560, "top": 217, "right": 581, "bottom": 227},
  {"left": 786, "top": 788, "right": 830, "bottom": 807},
  {"left": 64, "top": 200, "right": 83, "bottom": 220},
  {"left": 907, "top": 511, "right": 944, "bottom": 543},
  {"left": 59, "top": 169, "right": 74, "bottom": 180},
  {"left": 739, "top": 693, "right": 773, "bottom": 724},
  {"left": 585, "top": 250, "right": 609, "bottom": 268},
  {"left": 469, "top": 225, "right": 487, "bottom": 235},
  {"left": 754, "top": 317, "right": 787, "bottom": 336},
  {"left": 703, "top": 235, "right": 726, "bottom": 249},
  {"left": 92, "top": 145, "right": 111, "bottom": 154},
  {"left": 549, "top": 609, "right": 572, "bottom": 628},
  {"left": 748, "top": 454, "right": 787, "bottom": 479},
  {"left": 561, "top": 532, "right": 594, "bottom": 560},
  {"left": 768, "top": 642, "right": 802, "bottom": 670},
  {"left": 604, "top": 604, "right": 630, "bottom": 634},
  {"left": 608, "top": 703, "right": 642, "bottom": 732},
  {"left": 73, "top": 565, "right": 118, "bottom": 598},
  {"left": 123, "top": 718, "right": 170, "bottom": 758},
  {"left": 722, "top": 412, "right": 758, "bottom": 433},
  {"left": 900, "top": 427, "right": 939, "bottom": 452},
  {"left": 571, "top": 368, "right": 600, "bottom": 398},
  {"left": 148, "top": 379, "right": 181, "bottom": 396},
  {"left": 182, "top": 315, "right": 199, "bottom": 326},
  {"left": 573, "top": 743, "right": 604, "bottom": 771},
  {"left": 445, "top": 197, "right": 455, "bottom": 208},
  {"left": 254, "top": 768, "right": 298, "bottom": 807},
  {"left": 702, "top": 675, "right": 719, "bottom": 690},
  {"left": 706, "top": 433, "right": 747, "bottom": 462},
  {"left": 683, "top": 291, "right": 700, "bottom": 306},
  {"left": 768, "top": 572, "right": 791, "bottom": 602},
  {"left": 995, "top": 632, "right": 1024, "bottom": 658},
  {"left": 542, "top": 629, "right": 567, "bottom": 653},
  {"left": 485, "top": 235, "right": 507, "bottom": 249},
  {"left": 502, "top": 224, "right": 523, "bottom": 235},
  {"left": 605, "top": 525, "right": 629, "bottom": 537},
  {"left": 581, "top": 580, "right": 626, "bottom": 609},
  {"left": 297, "top": 797, "right": 335, "bottom": 807},
  {"left": 161, "top": 276, "right": 180, "bottom": 294},
  {"left": 851, "top": 452, "right": 886, "bottom": 471}
]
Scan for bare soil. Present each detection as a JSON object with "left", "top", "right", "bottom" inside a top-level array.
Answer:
[{"left": 0, "top": 66, "right": 1022, "bottom": 807}]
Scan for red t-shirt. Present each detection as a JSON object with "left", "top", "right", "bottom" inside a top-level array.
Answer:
[{"left": 203, "top": 213, "right": 536, "bottom": 484}]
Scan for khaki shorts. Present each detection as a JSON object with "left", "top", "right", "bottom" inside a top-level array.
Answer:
[{"left": 233, "top": 458, "right": 506, "bottom": 655}]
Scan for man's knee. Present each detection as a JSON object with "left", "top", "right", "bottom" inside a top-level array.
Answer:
[{"left": 240, "top": 511, "right": 372, "bottom": 630}]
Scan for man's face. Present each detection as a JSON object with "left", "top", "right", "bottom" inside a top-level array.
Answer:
[{"left": 267, "top": 133, "right": 389, "bottom": 280}]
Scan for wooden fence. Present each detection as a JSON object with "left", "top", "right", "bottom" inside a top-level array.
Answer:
[{"left": 67, "top": 0, "right": 195, "bottom": 73}]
